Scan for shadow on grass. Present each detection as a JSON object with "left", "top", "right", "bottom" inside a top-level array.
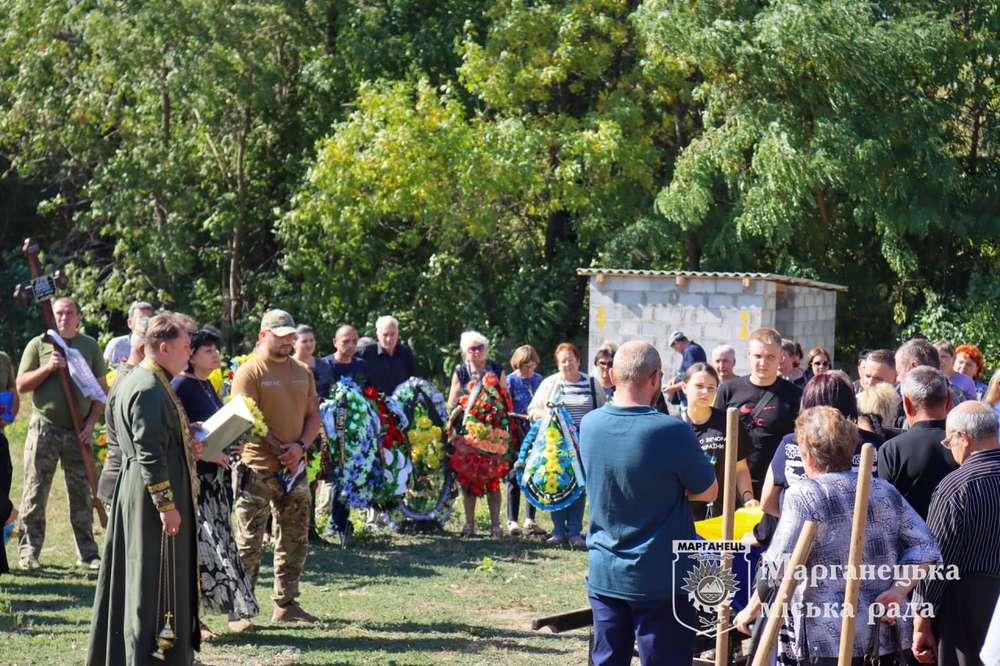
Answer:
[
  {"left": 297, "top": 535, "right": 573, "bottom": 591},
  {"left": 3, "top": 574, "right": 94, "bottom": 606},
  {"left": 209, "top": 618, "right": 578, "bottom": 658},
  {"left": 3, "top": 611, "right": 93, "bottom": 634}
]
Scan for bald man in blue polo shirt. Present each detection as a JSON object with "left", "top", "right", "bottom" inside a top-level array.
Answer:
[{"left": 581, "top": 341, "right": 717, "bottom": 665}]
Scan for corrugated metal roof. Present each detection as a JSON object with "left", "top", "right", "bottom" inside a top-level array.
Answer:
[{"left": 576, "top": 268, "right": 848, "bottom": 292}]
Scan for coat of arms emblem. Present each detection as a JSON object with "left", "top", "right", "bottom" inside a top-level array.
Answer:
[{"left": 673, "top": 540, "right": 752, "bottom": 638}]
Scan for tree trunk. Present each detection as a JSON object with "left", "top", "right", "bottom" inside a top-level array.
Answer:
[
  {"left": 815, "top": 185, "right": 830, "bottom": 251},
  {"left": 228, "top": 106, "right": 252, "bottom": 327},
  {"left": 686, "top": 231, "right": 701, "bottom": 270},
  {"left": 154, "top": 61, "right": 173, "bottom": 295}
]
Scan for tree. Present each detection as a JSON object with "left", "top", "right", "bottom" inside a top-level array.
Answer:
[
  {"left": 635, "top": 0, "right": 998, "bottom": 356},
  {"left": 281, "top": 0, "right": 695, "bottom": 374},
  {"left": 0, "top": 0, "right": 487, "bottom": 352}
]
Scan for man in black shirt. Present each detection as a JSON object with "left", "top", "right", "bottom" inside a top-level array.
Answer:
[
  {"left": 716, "top": 328, "right": 802, "bottom": 498},
  {"left": 360, "top": 315, "right": 416, "bottom": 395},
  {"left": 877, "top": 365, "right": 957, "bottom": 518},
  {"left": 322, "top": 325, "right": 367, "bottom": 385},
  {"left": 319, "top": 323, "right": 370, "bottom": 545}
]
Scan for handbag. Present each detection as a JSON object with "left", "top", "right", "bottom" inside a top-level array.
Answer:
[{"left": 796, "top": 611, "right": 906, "bottom": 665}]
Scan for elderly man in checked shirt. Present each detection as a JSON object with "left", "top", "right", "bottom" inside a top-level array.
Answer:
[{"left": 913, "top": 401, "right": 1000, "bottom": 666}]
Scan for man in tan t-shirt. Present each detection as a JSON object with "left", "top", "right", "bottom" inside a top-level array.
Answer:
[{"left": 232, "top": 309, "right": 321, "bottom": 625}]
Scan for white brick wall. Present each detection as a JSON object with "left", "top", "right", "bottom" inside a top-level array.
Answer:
[
  {"left": 707, "top": 294, "right": 735, "bottom": 308},
  {"left": 715, "top": 279, "right": 746, "bottom": 294},
  {"left": 686, "top": 278, "right": 717, "bottom": 293},
  {"left": 587, "top": 276, "right": 839, "bottom": 376}
]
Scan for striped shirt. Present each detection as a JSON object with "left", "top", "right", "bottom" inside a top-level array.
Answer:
[
  {"left": 914, "top": 448, "right": 1000, "bottom": 611},
  {"left": 558, "top": 375, "right": 597, "bottom": 428}
]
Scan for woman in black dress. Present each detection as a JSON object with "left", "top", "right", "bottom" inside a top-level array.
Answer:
[
  {"left": 171, "top": 329, "right": 259, "bottom": 635},
  {"left": 0, "top": 426, "right": 14, "bottom": 575}
]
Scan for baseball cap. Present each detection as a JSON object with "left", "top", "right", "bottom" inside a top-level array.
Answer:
[
  {"left": 260, "top": 309, "right": 297, "bottom": 337},
  {"left": 669, "top": 331, "right": 687, "bottom": 345}
]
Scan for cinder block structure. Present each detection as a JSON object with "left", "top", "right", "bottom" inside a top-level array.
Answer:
[{"left": 579, "top": 269, "right": 846, "bottom": 377}]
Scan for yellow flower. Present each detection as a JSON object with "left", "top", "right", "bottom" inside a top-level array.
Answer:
[
  {"left": 208, "top": 368, "right": 223, "bottom": 395},
  {"left": 241, "top": 396, "right": 269, "bottom": 439}
]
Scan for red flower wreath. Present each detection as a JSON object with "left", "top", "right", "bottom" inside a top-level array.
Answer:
[{"left": 449, "top": 376, "right": 514, "bottom": 497}]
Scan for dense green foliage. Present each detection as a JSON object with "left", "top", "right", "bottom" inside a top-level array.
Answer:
[{"left": 1, "top": 0, "right": 997, "bottom": 375}]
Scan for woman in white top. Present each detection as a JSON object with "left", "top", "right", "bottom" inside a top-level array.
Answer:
[{"left": 528, "top": 342, "right": 606, "bottom": 546}]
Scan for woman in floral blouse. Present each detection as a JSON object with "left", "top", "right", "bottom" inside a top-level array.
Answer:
[{"left": 735, "top": 406, "right": 941, "bottom": 665}]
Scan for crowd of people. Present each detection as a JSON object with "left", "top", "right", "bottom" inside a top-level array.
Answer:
[{"left": 1, "top": 297, "right": 1000, "bottom": 665}]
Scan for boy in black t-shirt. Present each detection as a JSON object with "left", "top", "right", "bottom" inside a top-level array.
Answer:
[{"left": 716, "top": 328, "right": 803, "bottom": 497}]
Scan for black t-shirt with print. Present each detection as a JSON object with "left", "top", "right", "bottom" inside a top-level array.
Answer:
[
  {"left": 682, "top": 407, "right": 753, "bottom": 521},
  {"left": 716, "top": 376, "right": 802, "bottom": 492}
]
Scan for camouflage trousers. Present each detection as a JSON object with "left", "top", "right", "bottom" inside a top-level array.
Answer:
[
  {"left": 233, "top": 466, "right": 310, "bottom": 605},
  {"left": 18, "top": 417, "right": 99, "bottom": 561}
]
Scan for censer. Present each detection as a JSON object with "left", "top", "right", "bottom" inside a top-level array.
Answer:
[{"left": 151, "top": 531, "right": 177, "bottom": 661}]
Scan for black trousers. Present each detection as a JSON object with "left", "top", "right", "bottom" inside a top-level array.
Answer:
[
  {"left": 937, "top": 573, "right": 1000, "bottom": 666},
  {"left": 506, "top": 475, "right": 536, "bottom": 523}
]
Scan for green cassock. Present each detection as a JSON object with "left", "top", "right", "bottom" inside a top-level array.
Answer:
[{"left": 88, "top": 361, "right": 200, "bottom": 665}]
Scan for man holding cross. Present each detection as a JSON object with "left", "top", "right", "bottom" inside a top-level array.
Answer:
[{"left": 16, "top": 296, "right": 108, "bottom": 570}]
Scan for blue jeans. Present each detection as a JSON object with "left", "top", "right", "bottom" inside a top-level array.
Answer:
[
  {"left": 588, "top": 592, "right": 696, "bottom": 666},
  {"left": 551, "top": 493, "right": 585, "bottom": 539}
]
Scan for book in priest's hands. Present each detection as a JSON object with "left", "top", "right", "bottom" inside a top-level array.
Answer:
[{"left": 193, "top": 397, "right": 255, "bottom": 461}]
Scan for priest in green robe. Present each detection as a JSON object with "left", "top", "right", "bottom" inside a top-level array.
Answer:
[{"left": 88, "top": 313, "right": 201, "bottom": 665}]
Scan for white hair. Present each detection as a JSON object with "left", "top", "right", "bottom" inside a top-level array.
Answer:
[
  {"left": 901, "top": 365, "right": 950, "bottom": 410},
  {"left": 375, "top": 315, "right": 399, "bottom": 333},
  {"left": 128, "top": 301, "right": 154, "bottom": 319},
  {"left": 460, "top": 330, "right": 489, "bottom": 352},
  {"left": 947, "top": 403, "right": 999, "bottom": 444},
  {"left": 712, "top": 345, "right": 736, "bottom": 359},
  {"left": 129, "top": 316, "right": 150, "bottom": 352}
]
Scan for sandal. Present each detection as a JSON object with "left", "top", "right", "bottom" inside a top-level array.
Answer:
[
  {"left": 524, "top": 521, "right": 547, "bottom": 536},
  {"left": 459, "top": 524, "right": 476, "bottom": 538},
  {"left": 200, "top": 622, "right": 218, "bottom": 642},
  {"left": 507, "top": 521, "right": 523, "bottom": 537}
]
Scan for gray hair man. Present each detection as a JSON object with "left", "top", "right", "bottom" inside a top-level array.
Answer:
[
  {"left": 103, "top": 300, "right": 155, "bottom": 367},
  {"left": 892, "top": 340, "right": 967, "bottom": 428},
  {"left": 913, "top": 401, "right": 1000, "bottom": 664},
  {"left": 711, "top": 344, "right": 737, "bottom": 384},
  {"left": 360, "top": 314, "right": 416, "bottom": 394},
  {"left": 96, "top": 315, "right": 150, "bottom": 509},
  {"left": 877, "top": 366, "right": 957, "bottom": 518}
]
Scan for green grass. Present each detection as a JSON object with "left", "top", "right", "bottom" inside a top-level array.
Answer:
[{"left": 0, "top": 413, "right": 592, "bottom": 665}]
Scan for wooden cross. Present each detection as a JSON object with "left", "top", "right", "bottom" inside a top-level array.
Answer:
[{"left": 13, "top": 238, "right": 108, "bottom": 528}]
